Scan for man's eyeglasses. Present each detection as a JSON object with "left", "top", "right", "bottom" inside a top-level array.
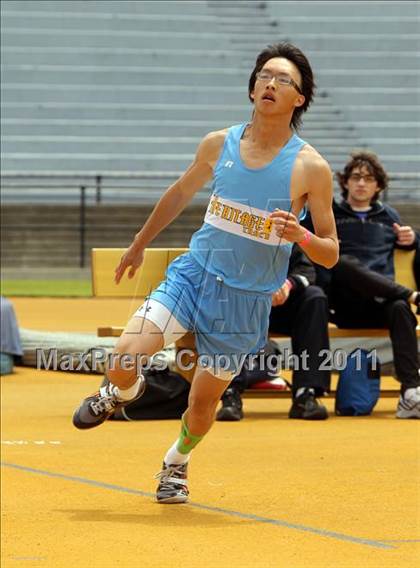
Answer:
[
  {"left": 349, "top": 173, "right": 377, "bottom": 183},
  {"left": 256, "top": 71, "right": 303, "bottom": 95}
]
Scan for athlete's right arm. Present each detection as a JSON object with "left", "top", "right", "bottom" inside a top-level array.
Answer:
[{"left": 115, "top": 130, "right": 226, "bottom": 284}]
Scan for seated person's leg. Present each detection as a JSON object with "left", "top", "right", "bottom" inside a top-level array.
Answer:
[
  {"left": 216, "top": 344, "right": 278, "bottom": 422},
  {"left": 217, "top": 286, "right": 330, "bottom": 422},
  {"left": 329, "top": 280, "right": 386, "bottom": 329},
  {"left": 333, "top": 254, "right": 417, "bottom": 305},
  {"left": 383, "top": 300, "right": 420, "bottom": 419},
  {"left": 216, "top": 378, "right": 244, "bottom": 422},
  {"left": 332, "top": 293, "right": 419, "bottom": 419},
  {"left": 275, "top": 286, "right": 329, "bottom": 420}
]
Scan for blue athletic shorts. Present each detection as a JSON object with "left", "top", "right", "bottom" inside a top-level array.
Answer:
[{"left": 147, "top": 252, "right": 272, "bottom": 373}]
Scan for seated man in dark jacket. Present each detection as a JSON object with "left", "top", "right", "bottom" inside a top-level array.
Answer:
[
  {"left": 217, "top": 245, "right": 330, "bottom": 421},
  {"left": 308, "top": 151, "right": 419, "bottom": 419}
]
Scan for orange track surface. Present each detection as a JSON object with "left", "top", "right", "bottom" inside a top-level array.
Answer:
[
  {"left": 10, "top": 297, "right": 139, "bottom": 333},
  {"left": 2, "top": 298, "right": 419, "bottom": 567}
]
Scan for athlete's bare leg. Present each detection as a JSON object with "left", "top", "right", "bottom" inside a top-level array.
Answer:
[
  {"left": 185, "top": 366, "right": 232, "bottom": 436},
  {"left": 72, "top": 315, "right": 185, "bottom": 429},
  {"left": 107, "top": 315, "right": 165, "bottom": 389}
]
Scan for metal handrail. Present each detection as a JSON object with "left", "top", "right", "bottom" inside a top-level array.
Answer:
[
  {"left": 0, "top": 172, "right": 214, "bottom": 205},
  {"left": 2, "top": 170, "right": 419, "bottom": 180},
  {"left": 1, "top": 171, "right": 419, "bottom": 268},
  {"left": 2, "top": 170, "right": 418, "bottom": 202}
]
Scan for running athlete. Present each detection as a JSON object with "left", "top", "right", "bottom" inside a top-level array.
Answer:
[{"left": 73, "top": 43, "right": 339, "bottom": 503}]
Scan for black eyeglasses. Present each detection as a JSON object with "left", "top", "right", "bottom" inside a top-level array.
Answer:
[
  {"left": 349, "top": 173, "right": 377, "bottom": 183},
  {"left": 256, "top": 70, "right": 303, "bottom": 95}
]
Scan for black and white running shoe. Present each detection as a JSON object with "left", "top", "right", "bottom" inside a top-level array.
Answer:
[
  {"left": 72, "top": 379, "right": 146, "bottom": 429},
  {"left": 289, "top": 388, "right": 328, "bottom": 420},
  {"left": 155, "top": 462, "right": 189, "bottom": 504}
]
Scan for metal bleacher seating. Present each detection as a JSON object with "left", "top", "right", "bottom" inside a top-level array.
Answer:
[
  {"left": 264, "top": 1, "right": 420, "bottom": 177},
  {"left": 1, "top": 0, "right": 418, "bottom": 201},
  {"left": 1, "top": 0, "right": 419, "bottom": 269}
]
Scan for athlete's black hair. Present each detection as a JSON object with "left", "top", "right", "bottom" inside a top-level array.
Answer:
[{"left": 248, "top": 42, "right": 316, "bottom": 130}]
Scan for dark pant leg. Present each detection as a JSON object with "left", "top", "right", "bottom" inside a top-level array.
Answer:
[
  {"left": 413, "top": 241, "right": 420, "bottom": 290},
  {"left": 332, "top": 291, "right": 419, "bottom": 391},
  {"left": 269, "top": 286, "right": 331, "bottom": 396},
  {"left": 382, "top": 300, "right": 420, "bottom": 390},
  {"left": 333, "top": 255, "right": 413, "bottom": 301}
]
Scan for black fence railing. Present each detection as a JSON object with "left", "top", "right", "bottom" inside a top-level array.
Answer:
[
  {"left": 0, "top": 171, "right": 202, "bottom": 205},
  {"left": 1, "top": 170, "right": 419, "bottom": 203},
  {"left": 0, "top": 172, "right": 211, "bottom": 268},
  {"left": 1, "top": 171, "right": 419, "bottom": 268}
]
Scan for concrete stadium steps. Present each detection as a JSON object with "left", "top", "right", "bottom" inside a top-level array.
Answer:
[
  {"left": 3, "top": 139, "right": 419, "bottom": 168},
  {"left": 0, "top": 102, "right": 253, "bottom": 122},
  {"left": 2, "top": 0, "right": 215, "bottom": 16},
  {"left": 0, "top": 102, "right": 342, "bottom": 122},
  {"left": 0, "top": 119, "right": 365, "bottom": 138},
  {"left": 219, "top": 19, "right": 420, "bottom": 35},
  {"left": 335, "top": 106, "right": 420, "bottom": 124},
  {"left": 2, "top": 28, "right": 418, "bottom": 53},
  {"left": 315, "top": 89, "right": 419, "bottom": 107},
  {"left": 0, "top": 84, "right": 258, "bottom": 104},
  {"left": 260, "top": 0, "right": 420, "bottom": 170},
  {"left": 3, "top": 10, "right": 419, "bottom": 35},
  {"left": 4, "top": 156, "right": 418, "bottom": 175},
  {"left": 228, "top": 35, "right": 419, "bottom": 52},
  {"left": 2, "top": 84, "right": 419, "bottom": 108},
  {"left": 0, "top": 29, "right": 226, "bottom": 50},
  {"left": 299, "top": 52, "right": 420, "bottom": 72},
  {"left": 0, "top": 11, "right": 259, "bottom": 33},
  {"left": 3, "top": 1, "right": 266, "bottom": 20},
  {"left": 1, "top": 47, "right": 253, "bottom": 68},
  {"left": 3, "top": 119, "right": 418, "bottom": 141},
  {"left": 3, "top": 47, "right": 418, "bottom": 72},
  {"left": 4, "top": 137, "right": 381, "bottom": 155},
  {"left": 3, "top": 68, "right": 420, "bottom": 89},
  {"left": 1, "top": 0, "right": 418, "bottom": 194},
  {"left": 216, "top": 0, "right": 420, "bottom": 18}
]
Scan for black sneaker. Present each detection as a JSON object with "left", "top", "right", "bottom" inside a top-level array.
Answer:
[
  {"left": 289, "top": 388, "right": 328, "bottom": 420},
  {"left": 155, "top": 462, "right": 189, "bottom": 504},
  {"left": 72, "top": 379, "right": 146, "bottom": 430},
  {"left": 216, "top": 387, "right": 244, "bottom": 422}
]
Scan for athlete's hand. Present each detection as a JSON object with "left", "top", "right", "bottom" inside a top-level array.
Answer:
[
  {"left": 270, "top": 209, "right": 306, "bottom": 242},
  {"left": 393, "top": 223, "right": 416, "bottom": 246},
  {"left": 114, "top": 242, "right": 144, "bottom": 284},
  {"left": 272, "top": 281, "right": 292, "bottom": 306}
]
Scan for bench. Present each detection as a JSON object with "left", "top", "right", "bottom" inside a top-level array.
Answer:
[{"left": 92, "top": 247, "right": 418, "bottom": 397}]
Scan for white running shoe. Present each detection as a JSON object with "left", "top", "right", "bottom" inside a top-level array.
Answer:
[
  {"left": 396, "top": 387, "right": 420, "bottom": 419},
  {"left": 155, "top": 462, "right": 189, "bottom": 504}
]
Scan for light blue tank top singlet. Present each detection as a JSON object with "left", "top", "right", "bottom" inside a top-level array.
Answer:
[{"left": 189, "top": 122, "right": 307, "bottom": 294}]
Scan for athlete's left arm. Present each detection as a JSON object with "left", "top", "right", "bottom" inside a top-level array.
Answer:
[{"left": 271, "top": 156, "right": 339, "bottom": 268}]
